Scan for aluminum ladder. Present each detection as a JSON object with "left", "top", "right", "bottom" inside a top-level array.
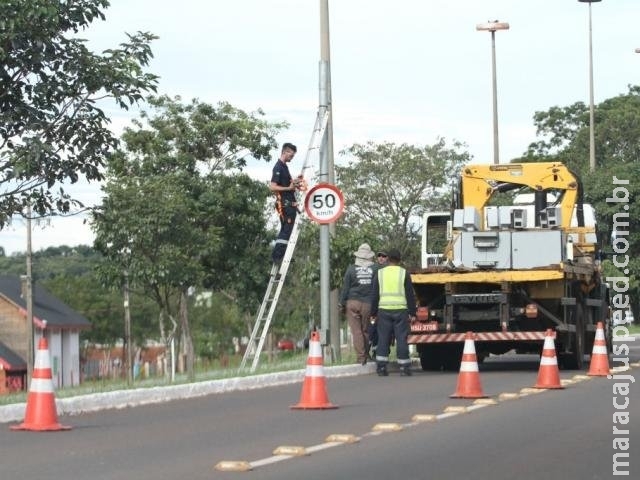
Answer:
[{"left": 239, "top": 109, "right": 330, "bottom": 372}]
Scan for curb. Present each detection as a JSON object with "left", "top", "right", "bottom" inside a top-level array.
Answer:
[{"left": 1, "top": 362, "right": 376, "bottom": 424}]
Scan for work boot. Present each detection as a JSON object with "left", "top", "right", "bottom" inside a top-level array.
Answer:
[
  {"left": 400, "top": 366, "right": 412, "bottom": 376},
  {"left": 376, "top": 364, "right": 388, "bottom": 377}
]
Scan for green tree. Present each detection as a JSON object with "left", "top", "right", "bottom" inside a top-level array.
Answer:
[
  {"left": 199, "top": 173, "right": 273, "bottom": 314},
  {"left": 0, "top": 244, "right": 159, "bottom": 345},
  {"left": 92, "top": 96, "right": 286, "bottom": 380},
  {"left": 522, "top": 85, "right": 640, "bottom": 320},
  {"left": 0, "top": 0, "right": 158, "bottom": 224},
  {"left": 335, "top": 139, "right": 470, "bottom": 268}
]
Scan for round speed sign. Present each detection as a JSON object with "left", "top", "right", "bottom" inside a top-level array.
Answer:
[{"left": 304, "top": 183, "right": 345, "bottom": 224}]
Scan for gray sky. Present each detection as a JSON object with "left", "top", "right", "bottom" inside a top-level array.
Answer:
[{"left": 3, "top": 0, "right": 639, "bottom": 255}]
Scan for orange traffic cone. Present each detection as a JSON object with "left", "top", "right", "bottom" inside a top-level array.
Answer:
[
  {"left": 587, "top": 322, "right": 611, "bottom": 376},
  {"left": 534, "top": 329, "right": 564, "bottom": 389},
  {"left": 291, "top": 331, "right": 337, "bottom": 409},
  {"left": 450, "top": 332, "right": 487, "bottom": 399},
  {"left": 11, "top": 337, "right": 71, "bottom": 431}
]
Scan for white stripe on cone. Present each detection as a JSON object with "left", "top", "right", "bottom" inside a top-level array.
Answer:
[
  {"left": 542, "top": 337, "right": 555, "bottom": 350},
  {"left": 459, "top": 361, "right": 479, "bottom": 372},
  {"left": 28, "top": 378, "right": 55, "bottom": 393},
  {"left": 595, "top": 328, "right": 605, "bottom": 341},
  {"left": 540, "top": 356, "right": 558, "bottom": 366},
  {"left": 309, "top": 341, "right": 322, "bottom": 357},
  {"left": 592, "top": 345, "right": 608, "bottom": 355},
  {"left": 462, "top": 339, "right": 476, "bottom": 354},
  {"left": 304, "top": 365, "right": 326, "bottom": 377}
]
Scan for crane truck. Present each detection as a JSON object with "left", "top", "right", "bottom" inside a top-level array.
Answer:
[{"left": 409, "top": 162, "right": 609, "bottom": 371}]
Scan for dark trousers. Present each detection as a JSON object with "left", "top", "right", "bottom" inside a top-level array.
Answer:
[
  {"left": 272, "top": 206, "right": 297, "bottom": 261},
  {"left": 375, "top": 309, "right": 410, "bottom": 367},
  {"left": 367, "top": 320, "right": 378, "bottom": 349}
]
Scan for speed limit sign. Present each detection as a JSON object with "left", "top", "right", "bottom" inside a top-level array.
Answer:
[{"left": 304, "top": 183, "right": 345, "bottom": 224}]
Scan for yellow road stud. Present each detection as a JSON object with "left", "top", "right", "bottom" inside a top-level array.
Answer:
[
  {"left": 214, "top": 460, "right": 252, "bottom": 472},
  {"left": 273, "top": 445, "right": 307, "bottom": 456},
  {"left": 325, "top": 434, "right": 360, "bottom": 444},
  {"left": 372, "top": 423, "right": 403, "bottom": 432}
]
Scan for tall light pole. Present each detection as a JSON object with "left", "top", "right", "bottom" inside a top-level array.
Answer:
[
  {"left": 476, "top": 21, "right": 509, "bottom": 165},
  {"left": 319, "top": 0, "right": 339, "bottom": 361},
  {"left": 579, "top": 0, "right": 601, "bottom": 172},
  {"left": 24, "top": 206, "right": 35, "bottom": 386},
  {"left": 123, "top": 268, "right": 132, "bottom": 385}
]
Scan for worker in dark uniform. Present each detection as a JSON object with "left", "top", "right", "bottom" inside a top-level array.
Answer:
[
  {"left": 270, "top": 142, "right": 300, "bottom": 263},
  {"left": 370, "top": 249, "right": 416, "bottom": 376},
  {"left": 368, "top": 251, "right": 389, "bottom": 358}
]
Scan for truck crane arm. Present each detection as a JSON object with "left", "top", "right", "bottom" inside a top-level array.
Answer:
[{"left": 460, "top": 162, "right": 583, "bottom": 229}]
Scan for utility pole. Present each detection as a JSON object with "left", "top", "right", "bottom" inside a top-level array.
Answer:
[
  {"left": 123, "top": 269, "right": 133, "bottom": 385},
  {"left": 319, "top": 0, "right": 340, "bottom": 361},
  {"left": 578, "top": 0, "right": 601, "bottom": 172},
  {"left": 24, "top": 205, "right": 35, "bottom": 386},
  {"left": 476, "top": 21, "right": 509, "bottom": 165}
]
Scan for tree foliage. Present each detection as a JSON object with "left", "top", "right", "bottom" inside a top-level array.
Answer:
[
  {"left": 522, "top": 85, "right": 640, "bottom": 318},
  {"left": 0, "top": 245, "right": 158, "bottom": 345},
  {"left": 335, "top": 138, "right": 470, "bottom": 268},
  {"left": 92, "top": 96, "right": 286, "bottom": 375},
  {"left": 0, "top": 0, "right": 158, "bottom": 225}
]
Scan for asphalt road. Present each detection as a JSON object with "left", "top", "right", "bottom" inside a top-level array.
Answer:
[{"left": 1, "top": 344, "right": 639, "bottom": 480}]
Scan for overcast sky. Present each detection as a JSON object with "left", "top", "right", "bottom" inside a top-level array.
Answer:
[{"left": 2, "top": 0, "right": 639, "bottom": 255}]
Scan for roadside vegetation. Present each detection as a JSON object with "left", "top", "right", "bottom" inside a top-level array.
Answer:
[{"left": 1, "top": 1, "right": 638, "bottom": 395}]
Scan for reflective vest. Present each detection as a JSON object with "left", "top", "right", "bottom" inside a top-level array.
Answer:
[{"left": 378, "top": 265, "right": 407, "bottom": 310}]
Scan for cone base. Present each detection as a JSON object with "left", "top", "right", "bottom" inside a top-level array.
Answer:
[
  {"left": 450, "top": 393, "right": 488, "bottom": 399},
  {"left": 587, "top": 358, "right": 610, "bottom": 376},
  {"left": 533, "top": 384, "right": 564, "bottom": 390},
  {"left": 291, "top": 402, "right": 338, "bottom": 410},
  {"left": 10, "top": 422, "right": 71, "bottom": 432}
]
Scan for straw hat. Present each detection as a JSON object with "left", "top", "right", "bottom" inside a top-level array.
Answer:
[{"left": 353, "top": 243, "right": 375, "bottom": 260}]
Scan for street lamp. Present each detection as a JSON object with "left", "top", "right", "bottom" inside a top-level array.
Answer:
[
  {"left": 578, "top": 0, "right": 601, "bottom": 172},
  {"left": 476, "top": 21, "right": 509, "bottom": 165}
]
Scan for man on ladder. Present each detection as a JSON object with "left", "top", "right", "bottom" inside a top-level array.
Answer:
[
  {"left": 239, "top": 111, "right": 328, "bottom": 372},
  {"left": 270, "top": 142, "right": 304, "bottom": 263}
]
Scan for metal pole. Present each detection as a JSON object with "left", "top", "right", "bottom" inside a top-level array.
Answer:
[
  {"left": 587, "top": 2, "right": 596, "bottom": 171},
  {"left": 319, "top": 0, "right": 331, "bottom": 356},
  {"left": 25, "top": 205, "right": 34, "bottom": 386},
  {"left": 490, "top": 30, "right": 500, "bottom": 165},
  {"left": 319, "top": 0, "right": 339, "bottom": 361},
  {"left": 123, "top": 269, "right": 133, "bottom": 385}
]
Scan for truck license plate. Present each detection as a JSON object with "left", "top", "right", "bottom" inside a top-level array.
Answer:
[{"left": 411, "top": 321, "right": 438, "bottom": 332}]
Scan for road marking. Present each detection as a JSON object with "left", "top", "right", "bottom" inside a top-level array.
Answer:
[
  {"left": 473, "top": 398, "right": 497, "bottom": 406},
  {"left": 272, "top": 446, "right": 307, "bottom": 456},
  {"left": 216, "top": 363, "right": 640, "bottom": 473},
  {"left": 214, "top": 460, "right": 252, "bottom": 472},
  {"left": 412, "top": 413, "right": 438, "bottom": 422},
  {"left": 443, "top": 405, "right": 468, "bottom": 414},
  {"left": 325, "top": 433, "right": 360, "bottom": 443},
  {"left": 498, "top": 392, "right": 520, "bottom": 401},
  {"left": 372, "top": 422, "right": 403, "bottom": 432},
  {"left": 520, "top": 387, "right": 544, "bottom": 395}
]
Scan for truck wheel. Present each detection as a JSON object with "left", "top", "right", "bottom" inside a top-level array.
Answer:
[
  {"left": 418, "top": 345, "right": 442, "bottom": 371},
  {"left": 442, "top": 344, "right": 463, "bottom": 371},
  {"left": 563, "top": 304, "right": 585, "bottom": 370},
  {"left": 605, "top": 318, "right": 613, "bottom": 353}
]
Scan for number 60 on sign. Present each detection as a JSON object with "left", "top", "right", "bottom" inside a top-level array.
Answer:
[{"left": 304, "top": 183, "right": 345, "bottom": 224}]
